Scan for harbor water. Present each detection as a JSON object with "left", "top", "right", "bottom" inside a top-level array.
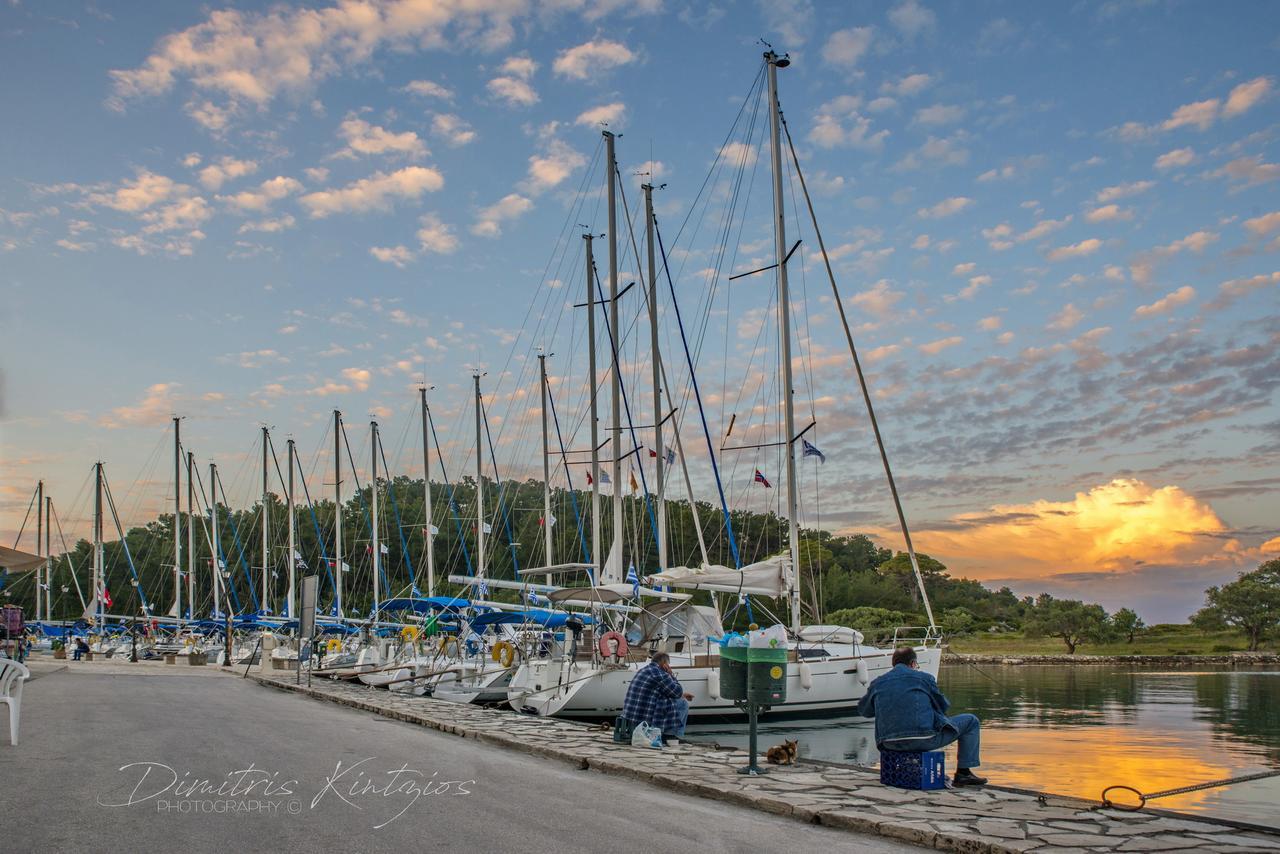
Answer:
[{"left": 685, "top": 663, "right": 1280, "bottom": 829}]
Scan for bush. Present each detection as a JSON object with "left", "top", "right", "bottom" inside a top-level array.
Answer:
[{"left": 1212, "top": 644, "right": 1240, "bottom": 652}]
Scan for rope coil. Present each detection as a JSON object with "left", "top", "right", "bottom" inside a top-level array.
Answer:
[{"left": 1101, "top": 769, "right": 1280, "bottom": 811}]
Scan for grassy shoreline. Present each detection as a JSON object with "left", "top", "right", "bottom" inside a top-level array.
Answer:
[{"left": 941, "top": 625, "right": 1277, "bottom": 657}]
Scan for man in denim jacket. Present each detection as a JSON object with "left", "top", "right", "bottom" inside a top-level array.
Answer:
[{"left": 857, "top": 646, "right": 987, "bottom": 786}]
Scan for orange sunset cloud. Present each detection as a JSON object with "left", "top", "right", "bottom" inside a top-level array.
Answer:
[{"left": 888, "top": 478, "right": 1234, "bottom": 582}]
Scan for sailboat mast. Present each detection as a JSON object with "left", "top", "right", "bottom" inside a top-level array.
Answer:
[
  {"left": 287, "top": 438, "right": 296, "bottom": 619},
  {"left": 261, "top": 426, "right": 270, "bottom": 615},
  {"left": 333, "top": 409, "right": 344, "bottom": 617},
  {"left": 643, "top": 183, "right": 667, "bottom": 572},
  {"left": 44, "top": 495, "right": 52, "bottom": 620},
  {"left": 186, "top": 451, "right": 195, "bottom": 619},
  {"left": 93, "top": 464, "right": 103, "bottom": 629},
  {"left": 420, "top": 387, "right": 435, "bottom": 596},
  {"left": 35, "top": 480, "right": 42, "bottom": 622},
  {"left": 604, "top": 130, "right": 622, "bottom": 584},
  {"left": 539, "top": 353, "right": 553, "bottom": 584},
  {"left": 210, "top": 462, "right": 222, "bottom": 619},
  {"left": 765, "top": 51, "right": 803, "bottom": 636},
  {"left": 370, "top": 420, "right": 381, "bottom": 619},
  {"left": 585, "top": 234, "right": 601, "bottom": 573},
  {"left": 473, "top": 374, "right": 486, "bottom": 589},
  {"left": 173, "top": 417, "right": 182, "bottom": 622}
]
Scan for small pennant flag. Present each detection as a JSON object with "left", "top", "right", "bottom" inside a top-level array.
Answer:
[
  {"left": 626, "top": 564, "right": 640, "bottom": 598},
  {"left": 101, "top": 586, "right": 113, "bottom": 607},
  {"left": 481, "top": 522, "right": 492, "bottom": 535},
  {"left": 665, "top": 449, "right": 675, "bottom": 466},
  {"left": 754, "top": 469, "right": 772, "bottom": 488},
  {"left": 801, "top": 438, "right": 826, "bottom": 464},
  {"left": 295, "top": 557, "right": 309, "bottom": 570},
  {"left": 341, "top": 561, "right": 351, "bottom": 573},
  {"left": 478, "top": 580, "right": 489, "bottom": 596},
  {"left": 380, "top": 543, "right": 389, "bottom": 555},
  {"left": 425, "top": 524, "right": 440, "bottom": 536},
  {"left": 586, "top": 472, "right": 592, "bottom": 485},
  {"left": 600, "top": 470, "right": 611, "bottom": 485},
  {"left": 648, "top": 448, "right": 658, "bottom": 458},
  {"left": 539, "top": 513, "right": 557, "bottom": 528},
  {"left": 528, "top": 591, "right": 547, "bottom": 606},
  {"left": 629, "top": 469, "right": 639, "bottom": 494}
]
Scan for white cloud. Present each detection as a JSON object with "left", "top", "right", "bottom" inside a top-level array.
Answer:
[
  {"left": 1047, "top": 302, "right": 1084, "bottom": 331},
  {"left": 979, "top": 315, "right": 1002, "bottom": 331},
  {"left": 238, "top": 214, "right": 296, "bottom": 234},
  {"left": 403, "top": 80, "right": 454, "bottom": 100},
  {"left": 431, "top": 113, "right": 476, "bottom": 147},
  {"left": 917, "top": 196, "right": 972, "bottom": 218},
  {"left": 1047, "top": 238, "right": 1103, "bottom": 262},
  {"left": 1096, "top": 180, "right": 1154, "bottom": 203},
  {"left": 951, "top": 262, "right": 976, "bottom": 276},
  {"left": 919, "top": 336, "right": 962, "bottom": 355},
  {"left": 197, "top": 156, "right": 258, "bottom": 190},
  {"left": 471, "top": 193, "right": 532, "bottom": 237},
  {"left": 914, "top": 104, "right": 965, "bottom": 125},
  {"left": 1243, "top": 211, "right": 1280, "bottom": 238},
  {"left": 525, "top": 139, "right": 586, "bottom": 194},
  {"left": 88, "top": 169, "right": 180, "bottom": 212},
  {"left": 882, "top": 73, "right": 931, "bottom": 96},
  {"left": 1222, "top": 76, "right": 1271, "bottom": 118},
  {"left": 300, "top": 167, "right": 444, "bottom": 218},
  {"left": 1085, "top": 204, "right": 1132, "bottom": 223},
  {"left": 1154, "top": 147, "right": 1195, "bottom": 170},
  {"left": 488, "top": 55, "right": 539, "bottom": 107},
  {"left": 370, "top": 245, "right": 414, "bottom": 267},
  {"left": 1134, "top": 285, "right": 1196, "bottom": 318},
  {"left": 337, "top": 116, "right": 426, "bottom": 159},
  {"left": 849, "top": 279, "right": 903, "bottom": 317},
  {"left": 1019, "top": 216, "right": 1071, "bottom": 242},
  {"left": 220, "top": 175, "right": 302, "bottom": 212},
  {"left": 888, "top": 0, "right": 936, "bottom": 39},
  {"left": 552, "top": 39, "right": 635, "bottom": 80},
  {"left": 717, "top": 141, "right": 758, "bottom": 166},
  {"left": 416, "top": 213, "right": 458, "bottom": 254},
  {"left": 1214, "top": 155, "right": 1280, "bottom": 188},
  {"left": 575, "top": 102, "right": 626, "bottom": 127},
  {"left": 822, "top": 27, "right": 873, "bottom": 67},
  {"left": 99, "top": 382, "right": 177, "bottom": 428},
  {"left": 1162, "top": 98, "right": 1219, "bottom": 131}
]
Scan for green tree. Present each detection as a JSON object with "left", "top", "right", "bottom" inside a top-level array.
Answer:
[
  {"left": 1023, "top": 594, "right": 1112, "bottom": 654},
  {"left": 940, "top": 607, "right": 976, "bottom": 636},
  {"left": 877, "top": 551, "right": 947, "bottom": 607},
  {"left": 1112, "top": 607, "right": 1145, "bottom": 643},
  {"left": 1199, "top": 560, "right": 1280, "bottom": 651}
]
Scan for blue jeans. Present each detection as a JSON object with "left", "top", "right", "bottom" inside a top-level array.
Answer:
[
  {"left": 886, "top": 713, "right": 981, "bottom": 769},
  {"left": 665, "top": 697, "right": 690, "bottom": 738}
]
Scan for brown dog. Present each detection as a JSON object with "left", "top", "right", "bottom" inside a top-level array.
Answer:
[{"left": 766, "top": 739, "right": 798, "bottom": 765}]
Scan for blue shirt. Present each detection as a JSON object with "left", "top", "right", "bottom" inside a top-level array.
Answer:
[
  {"left": 856, "top": 663, "right": 952, "bottom": 747},
  {"left": 622, "top": 662, "right": 685, "bottom": 731}
]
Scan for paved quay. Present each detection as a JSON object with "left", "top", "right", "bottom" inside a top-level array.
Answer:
[
  {"left": 250, "top": 668, "right": 1280, "bottom": 854},
  {"left": 1, "top": 659, "right": 912, "bottom": 854}
]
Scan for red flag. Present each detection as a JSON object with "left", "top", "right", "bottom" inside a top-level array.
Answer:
[
  {"left": 648, "top": 448, "right": 658, "bottom": 458},
  {"left": 586, "top": 472, "right": 593, "bottom": 485},
  {"left": 102, "top": 586, "right": 113, "bottom": 607},
  {"left": 754, "top": 469, "right": 772, "bottom": 489}
]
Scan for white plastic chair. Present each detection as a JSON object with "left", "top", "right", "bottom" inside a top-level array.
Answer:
[{"left": 0, "top": 658, "right": 31, "bottom": 746}]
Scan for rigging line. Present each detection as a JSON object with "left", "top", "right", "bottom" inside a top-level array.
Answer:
[
  {"left": 340, "top": 419, "right": 390, "bottom": 603},
  {"left": 654, "top": 216, "right": 742, "bottom": 568},
  {"left": 292, "top": 445, "right": 338, "bottom": 608},
  {"left": 192, "top": 460, "right": 241, "bottom": 615},
  {"left": 101, "top": 471, "right": 152, "bottom": 617},
  {"left": 546, "top": 364, "right": 592, "bottom": 569},
  {"left": 10, "top": 483, "right": 38, "bottom": 548},
  {"left": 376, "top": 432, "right": 418, "bottom": 592},
  {"left": 781, "top": 109, "right": 937, "bottom": 630},
  {"left": 478, "top": 396, "right": 522, "bottom": 576},
  {"left": 215, "top": 469, "right": 261, "bottom": 612},
  {"left": 426, "top": 401, "right": 474, "bottom": 577},
  {"left": 51, "top": 501, "right": 88, "bottom": 611}
]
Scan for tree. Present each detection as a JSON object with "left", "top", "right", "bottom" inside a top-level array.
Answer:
[
  {"left": 877, "top": 551, "right": 948, "bottom": 607},
  {"left": 1112, "top": 607, "right": 1145, "bottom": 643},
  {"left": 1023, "top": 594, "right": 1111, "bottom": 654},
  {"left": 940, "top": 607, "right": 976, "bottom": 636},
  {"left": 1198, "top": 560, "right": 1280, "bottom": 651}
]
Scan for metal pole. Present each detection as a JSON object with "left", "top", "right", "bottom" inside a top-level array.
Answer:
[
  {"left": 261, "top": 426, "right": 270, "bottom": 615},
  {"left": 210, "top": 463, "right": 222, "bottom": 620},
  {"left": 765, "top": 51, "right": 803, "bottom": 637},
  {"left": 539, "top": 353, "right": 553, "bottom": 586},
  {"left": 44, "top": 494, "right": 52, "bottom": 621},
  {"left": 473, "top": 375, "right": 486, "bottom": 589},
  {"left": 186, "top": 452, "right": 195, "bottom": 619},
  {"left": 643, "top": 183, "right": 667, "bottom": 572},
  {"left": 370, "top": 420, "right": 381, "bottom": 619},
  {"left": 585, "top": 234, "right": 601, "bottom": 574},
  {"left": 604, "top": 130, "right": 622, "bottom": 584},
  {"left": 420, "top": 387, "right": 435, "bottom": 596},
  {"left": 35, "top": 480, "right": 42, "bottom": 622},
  {"left": 287, "top": 438, "right": 296, "bottom": 620},
  {"left": 334, "top": 409, "right": 344, "bottom": 618},
  {"left": 173, "top": 417, "right": 182, "bottom": 622},
  {"left": 94, "top": 464, "right": 103, "bottom": 630}
]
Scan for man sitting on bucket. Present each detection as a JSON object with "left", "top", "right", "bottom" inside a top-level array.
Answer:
[
  {"left": 857, "top": 646, "right": 987, "bottom": 787},
  {"left": 622, "top": 652, "right": 694, "bottom": 745}
]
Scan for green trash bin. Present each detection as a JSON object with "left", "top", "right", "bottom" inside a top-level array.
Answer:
[
  {"left": 747, "top": 646, "right": 788, "bottom": 705},
  {"left": 720, "top": 644, "right": 748, "bottom": 701}
]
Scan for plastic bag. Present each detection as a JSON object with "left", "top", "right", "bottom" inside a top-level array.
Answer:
[
  {"left": 748, "top": 624, "right": 788, "bottom": 649},
  {"left": 631, "top": 721, "right": 663, "bottom": 749}
]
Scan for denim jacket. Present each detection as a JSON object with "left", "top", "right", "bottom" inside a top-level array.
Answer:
[{"left": 856, "top": 663, "right": 952, "bottom": 746}]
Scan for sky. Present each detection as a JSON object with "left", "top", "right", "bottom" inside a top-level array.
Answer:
[{"left": 1, "top": 0, "right": 1278, "bottom": 623}]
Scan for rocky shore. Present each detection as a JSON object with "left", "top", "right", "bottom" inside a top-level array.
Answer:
[{"left": 943, "top": 652, "right": 1280, "bottom": 666}]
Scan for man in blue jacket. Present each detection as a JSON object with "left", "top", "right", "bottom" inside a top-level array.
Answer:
[{"left": 857, "top": 647, "right": 987, "bottom": 786}]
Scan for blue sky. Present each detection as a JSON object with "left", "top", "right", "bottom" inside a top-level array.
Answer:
[{"left": 2, "top": 0, "right": 1278, "bottom": 621}]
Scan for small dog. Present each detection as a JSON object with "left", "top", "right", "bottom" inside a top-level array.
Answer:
[{"left": 766, "top": 739, "right": 798, "bottom": 765}]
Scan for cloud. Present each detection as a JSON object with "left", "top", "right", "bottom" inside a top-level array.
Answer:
[
  {"left": 1154, "top": 147, "right": 1195, "bottom": 171},
  {"left": 197, "top": 156, "right": 257, "bottom": 190},
  {"left": 403, "top": 80, "right": 453, "bottom": 100},
  {"left": 238, "top": 214, "right": 295, "bottom": 234},
  {"left": 951, "top": 262, "right": 975, "bottom": 276},
  {"left": 882, "top": 73, "right": 931, "bottom": 96},
  {"left": 416, "top": 213, "right": 458, "bottom": 254},
  {"left": 1019, "top": 215, "right": 1071, "bottom": 243},
  {"left": 88, "top": 169, "right": 181, "bottom": 212},
  {"left": 487, "top": 55, "right": 538, "bottom": 107},
  {"left": 888, "top": 0, "right": 936, "bottom": 39},
  {"left": 1047, "top": 238, "right": 1102, "bottom": 262},
  {"left": 99, "top": 383, "right": 176, "bottom": 428},
  {"left": 1222, "top": 76, "right": 1272, "bottom": 118},
  {"left": 471, "top": 193, "right": 532, "bottom": 237},
  {"left": 979, "top": 315, "right": 1002, "bottom": 331},
  {"left": 1134, "top": 285, "right": 1196, "bottom": 318},
  {"left": 1204, "top": 271, "right": 1279, "bottom": 311},
  {"left": 717, "top": 141, "right": 758, "bottom": 166},
  {"left": 1095, "top": 180, "right": 1154, "bottom": 203},
  {"left": 1085, "top": 204, "right": 1132, "bottom": 223},
  {"left": 1130, "top": 230, "right": 1219, "bottom": 285},
  {"left": 220, "top": 175, "right": 302, "bottom": 212},
  {"left": 525, "top": 139, "right": 586, "bottom": 194},
  {"left": 914, "top": 104, "right": 965, "bottom": 125},
  {"left": 821, "top": 27, "right": 873, "bottom": 67},
  {"left": 337, "top": 116, "right": 426, "bottom": 159},
  {"left": 808, "top": 96, "right": 888, "bottom": 150},
  {"left": 1163, "top": 98, "right": 1220, "bottom": 131},
  {"left": 917, "top": 196, "right": 972, "bottom": 218},
  {"left": 552, "top": 39, "right": 635, "bottom": 80},
  {"left": 370, "top": 245, "right": 414, "bottom": 267},
  {"left": 431, "top": 113, "right": 476, "bottom": 147},
  {"left": 1243, "top": 211, "right": 1280, "bottom": 239},
  {"left": 1047, "top": 302, "right": 1084, "bottom": 330},
  {"left": 919, "top": 336, "right": 963, "bottom": 355},
  {"left": 575, "top": 101, "right": 626, "bottom": 128},
  {"left": 299, "top": 166, "right": 443, "bottom": 217},
  {"left": 849, "top": 279, "right": 904, "bottom": 317},
  {"left": 1214, "top": 156, "right": 1280, "bottom": 189}
]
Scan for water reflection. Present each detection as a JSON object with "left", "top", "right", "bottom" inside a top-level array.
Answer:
[{"left": 684, "top": 664, "right": 1280, "bottom": 828}]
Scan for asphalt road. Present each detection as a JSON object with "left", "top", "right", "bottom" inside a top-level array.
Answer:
[{"left": 1, "top": 667, "right": 917, "bottom": 853}]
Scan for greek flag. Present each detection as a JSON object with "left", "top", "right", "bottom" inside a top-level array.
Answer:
[
  {"left": 528, "top": 591, "right": 547, "bottom": 606},
  {"left": 802, "top": 439, "right": 826, "bottom": 464},
  {"left": 626, "top": 564, "right": 640, "bottom": 598},
  {"left": 478, "top": 580, "right": 489, "bottom": 597}
]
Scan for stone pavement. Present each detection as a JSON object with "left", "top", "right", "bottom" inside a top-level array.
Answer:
[{"left": 251, "top": 672, "right": 1280, "bottom": 853}]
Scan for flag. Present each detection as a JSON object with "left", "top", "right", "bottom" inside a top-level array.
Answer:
[
  {"left": 586, "top": 472, "right": 592, "bottom": 485},
  {"left": 648, "top": 448, "right": 657, "bottom": 458},
  {"left": 600, "top": 471, "right": 611, "bottom": 485},
  {"left": 528, "top": 591, "right": 547, "bottom": 606},
  {"left": 626, "top": 564, "right": 640, "bottom": 598},
  {"left": 665, "top": 449, "right": 676, "bottom": 466},
  {"left": 341, "top": 561, "right": 351, "bottom": 573},
  {"left": 478, "top": 580, "right": 489, "bottom": 596},
  {"left": 425, "top": 524, "right": 440, "bottom": 536},
  {"left": 802, "top": 438, "right": 826, "bottom": 464},
  {"left": 629, "top": 469, "right": 639, "bottom": 494},
  {"left": 539, "top": 513, "right": 557, "bottom": 528},
  {"left": 101, "top": 585, "right": 113, "bottom": 607},
  {"left": 481, "top": 522, "right": 492, "bottom": 535},
  {"left": 380, "top": 543, "right": 389, "bottom": 555},
  {"left": 295, "top": 557, "right": 309, "bottom": 571},
  {"left": 754, "top": 469, "right": 772, "bottom": 488}
]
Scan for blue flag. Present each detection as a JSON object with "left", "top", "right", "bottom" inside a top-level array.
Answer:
[
  {"left": 802, "top": 439, "right": 826, "bottom": 464},
  {"left": 626, "top": 564, "right": 640, "bottom": 598}
]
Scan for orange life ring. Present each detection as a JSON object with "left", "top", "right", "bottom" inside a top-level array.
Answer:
[{"left": 597, "top": 631, "right": 629, "bottom": 660}]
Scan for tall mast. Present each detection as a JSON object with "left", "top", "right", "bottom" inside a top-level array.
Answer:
[
  {"left": 765, "top": 50, "right": 803, "bottom": 636},
  {"left": 604, "top": 130, "right": 622, "bottom": 584},
  {"left": 93, "top": 464, "right": 103, "bottom": 629},
  {"left": 643, "top": 183, "right": 667, "bottom": 572},
  {"left": 287, "top": 438, "right": 297, "bottom": 619},
  {"left": 370, "top": 420, "right": 381, "bottom": 619},
  {"left": 333, "top": 409, "right": 343, "bottom": 617},
  {"left": 539, "top": 353, "right": 553, "bottom": 584},
  {"left": 473, "top": 374, "right": 486, "bottom": 589},
  {"left": 261, "top": 425, "right": 270, "bottom": 615},
  {"left": 173, "top": 417, "right": 182, "bottom": 622},
  {"left": 44, "top": 495, "right": 52, "bottom": 621},
  {"left": 420, "top": 387, "right": 435, "bottom": 596},
  {"left": 585, "top": 234, "right": 601, "bottom": 573},
  {"left": 35, "top": 480, "right": 43, "bottom": 622},
  {"left": 186, "top": 451, "right": 195, "bottom": 619},
  {"left": 210, "top": 462, "right": 222, "bottom": 619}
]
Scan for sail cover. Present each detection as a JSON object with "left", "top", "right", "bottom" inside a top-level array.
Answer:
[
  {"left": 0, "top": 545, "right": 44, "bottom": 574},
  {"left": 645, "top": 554, "right": 788, "bottom": 597}
]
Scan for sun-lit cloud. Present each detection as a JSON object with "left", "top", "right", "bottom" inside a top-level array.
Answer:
[
  {"left": 1134, "top": 285, "right": 1195, "bottom": 318},
  {"left": 471, "top": 193, "right": 532, "bottom": 237},
  {"left": 821, "top": 27, "right": 873, "bottom": 67},
  {"left": 299, "top": 167, "right": 443, "bottom": 218},
  {"left": 336, "top": 115, "right": 426, "bottom": 159},
  {"left": 917, "top": 196, "right": 972, "bottom": 218},
  {"left": 552, "top": 39, "right": 635, "bottom": 80},
  {"left": 99, "top": 383, "right": 177, "bottom": 428}
]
